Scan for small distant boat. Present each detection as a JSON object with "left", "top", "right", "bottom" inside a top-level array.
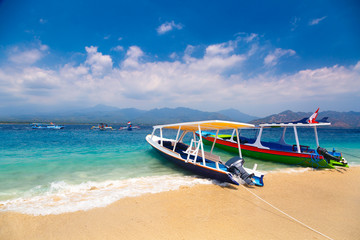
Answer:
[
  {"left": 31, "top": 123, "right": 64, "bottom": 129},
  {"left": 146, "top": 120, "right": 264, "bottom": 186},
  {"left": 91, "top": 123, "right": 114, "bottom": 131},
  {"left": 31, "top": 123, "right": 47, "bottom": 129},
  {"left": 119, "top": 121, "right": 140, "bottom": 131},
  {"left": 199, "top": 109, "right": 348, "bottom": 169}
]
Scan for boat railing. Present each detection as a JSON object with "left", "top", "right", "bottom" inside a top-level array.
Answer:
[{"left": 185, "top": 139, "right": 200, "bottom": 163}]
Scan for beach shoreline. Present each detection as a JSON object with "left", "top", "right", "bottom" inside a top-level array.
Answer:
[{"left": 1, "top": 167, "right": 359, "bottom": 240}]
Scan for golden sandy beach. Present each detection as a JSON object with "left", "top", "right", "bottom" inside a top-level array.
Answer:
[{"left": 1, "top": 167, "right": 359, "bottom": 240}]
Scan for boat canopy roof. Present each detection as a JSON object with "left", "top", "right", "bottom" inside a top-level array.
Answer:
[
  {"left": 153, "top": 120, "right": 255, "bottom": 131},
  {"left": 259, "top": 122, "right": 330, "bottom": 127},
  {"left": 258, "top": 114, "right": 331, "bottom": 127}
]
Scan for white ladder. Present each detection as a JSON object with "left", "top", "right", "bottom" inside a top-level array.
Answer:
[{"left": 185, "top": 139, "right": 200, "bottom": 163}]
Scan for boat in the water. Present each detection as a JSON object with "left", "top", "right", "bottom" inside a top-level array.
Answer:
[
  {"left": 119, "top": 121, "right": 140, "bottom": 131},
  {"left": 146, "top": 120, "right": 264, "bottom": 186},
  {"left": 199, "top": 109, "right": 348, "bottom": 169},
  {"left": 91, "top": 123, "right": 114, "bottom": 131},
  {"left": 31, "top": 123, "right": 64, "bottom": 129}
]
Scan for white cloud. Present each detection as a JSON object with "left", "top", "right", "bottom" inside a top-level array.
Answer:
[
  {"left": 1, "top": 39, "right": 359, "bottom": 115},
  {"left": 59, "top": 64, "right": 88, "bottom": 80},
  {"left": 169, "top": 52, "right": 178, "bottom": 59},
  {"left": 205, "top": 42, "right": 235, "bottom": 57},
  {"left": 244, "top": 33, "right": 258, "bottom": 43},
  {"left": 264, "top": 48, "right": 296, "bottom": 67},
  {"left": 183, "top": 45, "right": 195, "bottom": 58},
  {"left": 122, "top": 46, "right": 144, "bottom": 68},
  {"left": 235, "top": 32, "right": 259, "bottom": 43},
  {"left": 8, "top": 42, "right": 49, "bottom": 65},
  {"left": 9, "top": 49, "right": 43, "bottom": 65},
  {"left": 309, "top": 16, "right": 327, "bottom": 26},
  {"left": 182, "top": 41, "right": 245, "bottom": 73},
  {"left": 157, "top": 21, "right": 183, "bottom": 35},
  {"left": 85, "top": 46, "right": 113, "bottom": 76},
  {"left": 39, "top": 44, "right": 49, "bottom": 51},
  {"left": 111, "top": 45, "right": 124, "bottom": 52},
  {"left": 247, "top": 43, "right": 259, "bottom": 57},
  {"left": 354, "top": 61, "right": 360, "bottom": 71},
  {"left": 290, "top": 16, "right": 300, "bottom": 31},
  {"left": 21, "top": 67, "right": 59, "bottom": 90},
  {"left": 188, "top": 53, "right": 245, "bottom": 74}
]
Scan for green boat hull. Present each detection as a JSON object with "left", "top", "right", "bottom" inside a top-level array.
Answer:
[{"left": 202, "top": 136, "right": 348, "bottom": 169}]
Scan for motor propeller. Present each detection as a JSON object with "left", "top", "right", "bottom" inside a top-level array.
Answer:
[
  {"left": 317, "top": 147, "right": 347, "bottom": 164},
  {"left": 223, "top": 157, "right": 255, "bottom": 185}
]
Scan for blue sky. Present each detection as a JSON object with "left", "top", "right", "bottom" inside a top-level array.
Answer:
[{"left": 0, "top": 0, "right": 359, "bottom": 116}]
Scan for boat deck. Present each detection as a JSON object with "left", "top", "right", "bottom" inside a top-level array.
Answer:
[{"left": 160, "top": 140, "right": 228, "bottom": 171}]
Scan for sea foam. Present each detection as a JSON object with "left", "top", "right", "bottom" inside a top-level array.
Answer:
[{"left": 0, "top": 175, "right": 212, "bottom": 216}]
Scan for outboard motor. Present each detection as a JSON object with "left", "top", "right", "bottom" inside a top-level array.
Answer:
[
  {"left": 225, "top": 157, "right": 254, "bottom": 185},
  {"left": 317, "top": 147, "right": 345, "bottom": 163}
]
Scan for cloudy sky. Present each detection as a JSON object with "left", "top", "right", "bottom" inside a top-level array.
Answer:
[{"left": 0, "top": 0, "right": 359, "bottom": 116}]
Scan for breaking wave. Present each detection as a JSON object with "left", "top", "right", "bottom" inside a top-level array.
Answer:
[{"left": 0, "top": 175, "right": 212, "bottom": 216}]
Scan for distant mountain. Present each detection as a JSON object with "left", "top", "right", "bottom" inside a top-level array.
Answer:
[
  {"left": 62, "top": 106, "right": 147, "bottom": 123},
  {"left": 251, "top": 110, "right": 360, "bottom": 128},
  {"left": 0, "top": 105, "right": 146, "bottom": 124},
  {"left": 2, "top": 105, "right": 359, "bottom": 128},
  {"left": 0, "top": 105, "right": 255, "bottom": 125},
  {"left": 133, "top": 107, "right": 232, "bottom": 125},
  {"left": 79, "top": 104, "right": 123, "bottom": 113},
  {"left": 217, "top": 108, "right": 258, "bottom": 122}
]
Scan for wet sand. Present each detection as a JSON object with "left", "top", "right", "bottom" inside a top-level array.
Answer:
[{"left": 1, "top": 167, "right": 359, "bottom": 240}]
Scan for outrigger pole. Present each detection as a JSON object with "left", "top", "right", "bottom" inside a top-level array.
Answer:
[{"left": 210, "top": 129, "right": 219, "bottom": 154}]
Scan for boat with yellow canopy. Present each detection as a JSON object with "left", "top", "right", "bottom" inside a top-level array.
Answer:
[{"left": 146, "top": 120, "right": 264, "bottom": 186}]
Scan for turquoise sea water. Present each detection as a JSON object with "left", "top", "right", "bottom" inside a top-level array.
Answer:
[{"left": 0, "top": 124, "right": 359, "bottom": 215}]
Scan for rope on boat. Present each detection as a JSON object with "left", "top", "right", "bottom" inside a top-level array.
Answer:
[
  {"left": 241, "top": 185, "right": 334, "bottom": 240},
  {"left": 336, "top": 148, "right": 360, "bottom": 159}
]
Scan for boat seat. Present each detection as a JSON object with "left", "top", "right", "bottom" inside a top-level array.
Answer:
[
  {"left": 159, "top": 141, "right": 189, "bottom": 153},
  {"left": 160, "top": 141, "right": 173, "bottom": 149},
  {"left": 202, "top": 151, "right": 221, "bottom": 163},
  {"left": 176, "top": 142, "right": 190, "bottom": 151},
  {"left": 190, "top": 151, "right": 221, "bottom": 164}
]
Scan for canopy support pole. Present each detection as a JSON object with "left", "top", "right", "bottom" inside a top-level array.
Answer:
[
  {"left": 210, "top": 129, "right": 219, "bottom": 154},
  {"left": 231, "top": 129, "right": 236, "bottom": 142},
  {"left": 198, "top": 125, "right": 206, "bottom": 166},
  {"left": 160, "top": 128, "right": 163, "bottom": 146},
  {"left": 235, "top": 128, "right": 242, "bottom": 158},
  {"left": 173, "top": 126, "right": 181, "bottom": 151},
  {"left": 278, "top": 127, "right": 287, "bottom": 145},
  {"left": 314, "top": 125, "right": 320, "bottom": 148},
  {"left": 193, "top": 132, "right": 197, "bottom": 149},
  {"left": 254, "top": 127, "right": 265, "bottom": 148},
  {"left": 151, "top": 128, "right": 155, "bottom": 139},
  {"left": 293, "top": 126, "right": 300, "bottom": 153}
]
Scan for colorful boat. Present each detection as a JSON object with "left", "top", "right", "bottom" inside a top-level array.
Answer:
[
  {"left": 91, "top": 123, "right": 113, "bottom": 131},
  {"left": 119, "top": 121, "right": 140, "bottom": 131},
  {"left": 31, "top": 123, "right": 64, "bottom": 129},
  {"left": 146, "top": 120, "right": 264, "bottom": 186},
  {"left": 199, "top": 109, "right": 348, "bottom": 169}
]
